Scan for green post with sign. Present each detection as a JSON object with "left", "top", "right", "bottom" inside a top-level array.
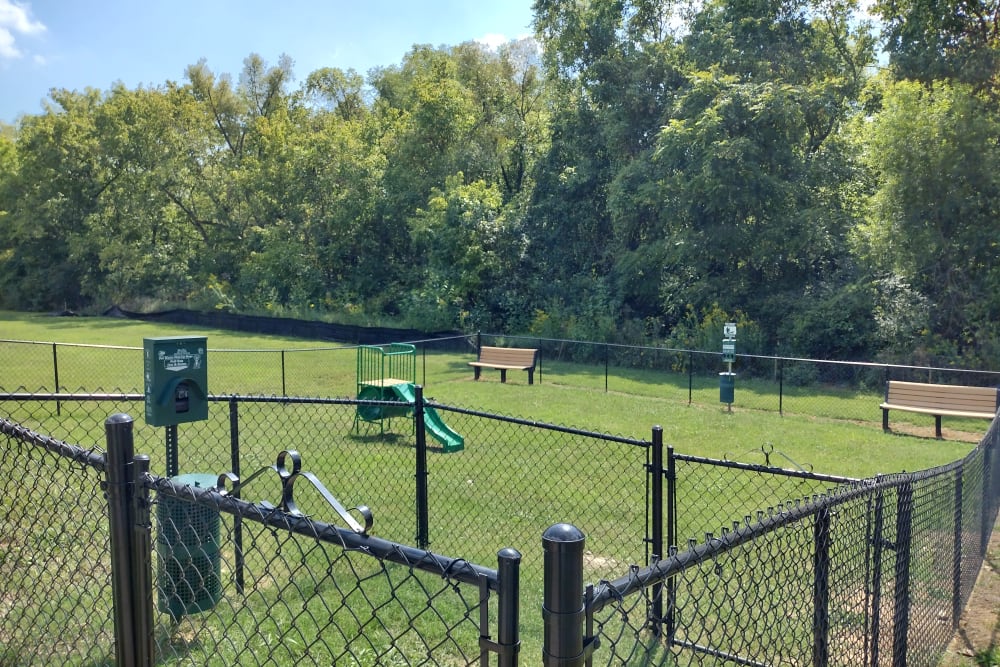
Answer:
[
  {"left": 143, "top": 336, "right": 220, "bottom": 620},
  {"left": 720, "top": 323, "right": 736, "bottom": 409}
]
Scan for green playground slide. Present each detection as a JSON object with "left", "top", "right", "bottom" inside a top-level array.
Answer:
[{"left": 390, "top": 383, "right": 465, "bottom": 453}]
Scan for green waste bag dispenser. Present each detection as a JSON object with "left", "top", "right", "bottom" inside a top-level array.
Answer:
[{"left": 144, "top": 336, "right": 208, "bottom": 427}]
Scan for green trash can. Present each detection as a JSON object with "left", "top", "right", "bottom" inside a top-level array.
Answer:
[
  {"left": 157, "top": 473, "right": 221, "bottom": 619},
  {"left": 720, "top": 372, "right": 736, "bottom": 404}
]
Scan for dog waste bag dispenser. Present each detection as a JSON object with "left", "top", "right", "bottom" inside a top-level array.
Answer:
[{"left": 144, "top": 336, "right": 208, "bottom": 427}]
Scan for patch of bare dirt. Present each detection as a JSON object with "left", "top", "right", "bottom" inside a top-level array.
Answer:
[{"left": 941, "top": 522, "right": 1000, "bottom": 666}]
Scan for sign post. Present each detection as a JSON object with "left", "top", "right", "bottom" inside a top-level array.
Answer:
[{"left": 720, "top": 323, "right": 736, "bottom": 410}]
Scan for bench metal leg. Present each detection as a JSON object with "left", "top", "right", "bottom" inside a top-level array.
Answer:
[
  {"left": 499, "top": 369, "right": 507, "bottom": 383},
  {"left": 474, "top": 367, "right": 481, "bottom": 381},
  {"left": 935, "top": 416, "right": 942, "bottom": 439},
  {"left": 883, "top": 409, "right": 890, "bottom": 432},
  {"left": 527, "top": 369, "right": 534, "bottom": 385}
]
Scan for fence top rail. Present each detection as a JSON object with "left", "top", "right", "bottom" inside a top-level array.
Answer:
[
  {"left": 588, "top": 471, "right": 916, "bottom": 613},
  {"left": 4, "top": 334, "right": 999, "bottom": 377},
  {"left": 0, "top": 415, "right": 106, "bottom": 471},
  {"left": 671, "top": 450, "right": 860, "bottom": 485},
  {"left": 146, "top": 473, "right": 503, "bottom": 590},
  {"left": 479, "top": 332, "right": 1000, "bottom": 377},
  {"left": 429, "top": 399, "right": 650, "bottom": 448}
]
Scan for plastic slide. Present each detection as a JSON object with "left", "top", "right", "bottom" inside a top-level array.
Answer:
[{"left": 390, "top": 383, "right": 465, "bottom": 453}]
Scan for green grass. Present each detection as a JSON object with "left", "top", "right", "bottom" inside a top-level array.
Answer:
[{"left": 0, "top": 310, "right": 991, "bottom": 665}]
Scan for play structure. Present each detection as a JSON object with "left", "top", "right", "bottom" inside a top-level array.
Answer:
[{"left": 355, "top": 343, "right": 464, "bottom": 453}]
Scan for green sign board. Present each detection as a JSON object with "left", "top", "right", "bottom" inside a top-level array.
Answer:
[
  {"left": 143, "top": 336, "right": 208, "bottom": 426},
  {"left": 722, "top": 339, "right": 736, "bottom": 363}
]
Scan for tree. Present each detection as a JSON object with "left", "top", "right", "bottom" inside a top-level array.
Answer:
[
  {"left": 0, "top": 89, "right": 105, "bottom": 310},
  {"left": 874, "top": 0, "right": 1000, "bottom": 94},
  {"left": 855, "top": 79, "right": 1000, "bottom": 354}
]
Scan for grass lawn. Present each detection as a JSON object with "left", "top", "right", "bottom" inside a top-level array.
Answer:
[{"left": 0, "top": 310, "right": 990, "bottom": 665}]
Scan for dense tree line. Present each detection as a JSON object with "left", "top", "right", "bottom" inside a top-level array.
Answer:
[{"left": 1, "top": 0, "right": 998, "bottom": 367}]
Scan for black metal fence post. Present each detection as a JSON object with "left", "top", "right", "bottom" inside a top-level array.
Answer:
[
  {"left": 605, "top": 344, "right": 609, "bottom": 393},
  {"left": 813, "top": 506, "right": 832, "bottom": 667},
  {"left": 779, "top": 358, "right": 784, "bottom": 416},
  {"left": 52, "top": 342, "right": 61, "bottom": 415},
  {"left": 892, "top": 481, "right": 914, "bottom": 667},
  {"left": 982, "top": 445, "right": 994, "bottom": 556},
  {"left": 229, "top": 396, "right": 245, "bottom": 595},
  {"left": 953, "top": 465, "right": 964, "bottom": 629},
  {"left": 666, "top": 445, "right": 677, "bottom": 642},
  {"left": 131, "top": 454, "right": 154, "bottom": 667},
  {"left": 105, "top": 413, "right": 139, "bottom": 667},
  {"left": 414, "top": 385, "right": 430, "bottom": 549},
  {"left": 542, "top": 523, "right": 587, "bottom": 666},
  {"left": 867, "top": 484, "right": 887, "bottom": 667},
  {"left": 281, "top": 350, "right": 287, "bottom": 397},
  {"left": 688, "top": 351, "right": 693, "bottom": 405},
  {"left": 649, "top": 426, "right": 664, "bottom": 634},
  {"left": 496, "top": 547, "right": 522, "bottom": 667}
]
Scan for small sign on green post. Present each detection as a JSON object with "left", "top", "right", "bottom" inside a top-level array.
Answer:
[{"left": 722, "top": 339, "right": 736, "bottom": 363}]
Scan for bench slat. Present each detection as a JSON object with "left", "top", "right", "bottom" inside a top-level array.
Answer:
[{"left": 881, "top": 380, "right": 998, "bottom": 438}]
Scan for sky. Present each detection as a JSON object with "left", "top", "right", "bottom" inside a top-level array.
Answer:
[{"left": 0, "top": 0, "right": 537, "bottom": 124}]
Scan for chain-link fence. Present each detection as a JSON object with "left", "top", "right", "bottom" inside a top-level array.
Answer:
[
  {"left": 1, "top": 413, "right": 522, "bottom": 666},
  {"left": 2, "top": 330, "right": 1000, "bottom": 665},
  {"left": 4, "top": 335, "right": 998, "bottom": 435},
  {"left": 574, "top": 417, "right": 1000, "bottom": 666}
]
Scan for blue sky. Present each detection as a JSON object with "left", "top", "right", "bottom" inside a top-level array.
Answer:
[{"left": 0, "top": 0, "right": 536, "bottom": 124}]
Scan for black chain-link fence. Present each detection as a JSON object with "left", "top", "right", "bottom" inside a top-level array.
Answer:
[
  {"left": 2, "top": 331, "right": 999, "bottom": 665},
  {"left": 4, "top": 335, "right": 999, "bottom": 435},
  {"left": 579, "top": 417, "right": 1000, "bottom": 666},
  {"left": 1, "top": 413, "right": 522, "bottom": 666},
  {"left": 0, "top": 420, "right": 113, "bottom": 666}
]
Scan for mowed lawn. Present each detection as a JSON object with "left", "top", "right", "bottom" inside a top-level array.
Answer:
[
  {"left": 0, "top": 310, "right": 978, "bottom": 479},
  {"left": 0, "top": 310, "right": 991, "bottom": 665}
]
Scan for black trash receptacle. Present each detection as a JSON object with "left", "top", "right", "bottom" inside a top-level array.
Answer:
[
  {"left": 157, "top": 473, "right": 221, "bottom": 619},
  {"left": 719, "top": 372, "right": 736, "bottom": 404}
]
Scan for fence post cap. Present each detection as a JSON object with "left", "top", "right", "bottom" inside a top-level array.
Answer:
[
  {"left": 543, "top": 523, "right": 584, "bottom": 543},
  {"left": 105, "top": 413, "right": 134, "bottom": 426}
]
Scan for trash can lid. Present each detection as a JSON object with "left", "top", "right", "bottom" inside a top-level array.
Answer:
[{"left": 171, "top": 472, "right": 217, "bottom": 489}]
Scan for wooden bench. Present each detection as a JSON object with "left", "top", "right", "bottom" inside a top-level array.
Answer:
[
  {"left": 881, "top": 380, "right": 998, "bottom": 438},
  {"left": 469, "top": 346, "right": 539, "bottom": 384}
]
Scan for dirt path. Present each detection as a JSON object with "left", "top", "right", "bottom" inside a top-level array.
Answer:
[{"left": 941, "top": 522, "right": 1000, "bottom": 666}]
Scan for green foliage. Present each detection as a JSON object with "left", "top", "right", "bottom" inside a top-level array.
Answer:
[{"left": 0, "top": 0, "right": 998, "bottom": 368}]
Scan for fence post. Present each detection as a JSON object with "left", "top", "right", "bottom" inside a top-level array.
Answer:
[
  {"left": 867, "top": 484, "right": 887, "bottom": 667},
  {"left": 542, "top": 523, "right": 587, "bottom": 666},
  {"left": 649, "top": 426, "right": 664, "bottom": 634},
  {"left": 281, "top": 350, "right": 287, "bottom": 397},
  {"left": 105, "top": 413, "right": 139, "bottom": 667},
  {"left": 812, "top": 506, "right": 832, "bottom": 667},
  {"left": 666, "top": 445, "right": 677, "bottom": 642},
  {"left": 131, "top": 454, "right": 155, "bottom": 667},
  {"left": 51, "top": 342, "right": 62, "bottom": 416},
  {"left": 779, "top": 358, "right": 784, "bottom": 416},
  {"left": 953, "top": 465, "right": 963, "bottom": 630},
  {"left": 982, "top": 444, "right": 994, "bottom": 556},
  {"left": 496, "top": 547, "right": 522, "bottom": 667},
  {"left": 605, "top": 344, "right": 609, "bottom": 393},
  {"left": 414, "top": 385, "right": 430, "bottom": 549},
  {"left": 229, "top": 396, "right": 245, "bottom": 595},
  {"left": 892, "top": 481, "right": 914, "bottom": 667},
  {"left": 688, "top": 351, "right": 693, "bottom": 405}
]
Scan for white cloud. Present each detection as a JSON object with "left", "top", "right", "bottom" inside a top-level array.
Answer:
[
  {"left": 476, "top": 33, "right": 509, "bottom": 50},
  {"left": 0, "top": 0, "right": 45, "bottom": 61}
]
